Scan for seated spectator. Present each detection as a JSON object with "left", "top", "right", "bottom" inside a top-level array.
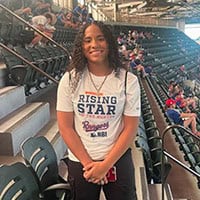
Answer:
[
  {"left": 118, "top": 43, "right": 129, "bottom": 60},
  {"left": 63, "top": 12, "right": 78, "bottom": 29},
  {"left": 165, "top": 98, "right": 200, "bottom": 136},
  {"left": 129, "top": 52, "right": 136, "bottom": 61},
  {"left": 31, "top": 0, "right": 51, "bottom": 16},
  {"left": 168, "top": 81, "right": 181, "bottom": 99},
  {"left": 130, "top": 59, "right": 147, "bottom": 78},
  {"left": 30, "top": 12, "right": 55, "bottom": 47},
  {"left": 175, "top": 89, "right": 197, "bottom": 112},
  {"left": 42, "top": 13, "right": 56, "bottom": 42},
  {"left": 72, "top": 3, "right": 82, "bottom": 24},
  {"left": 55, "top": 10, "right": 65, "bottom": 26},
  {"left": 14, "top": 7, "right": 32, "bottom": 21},
  {"left": 144, "top": 66, "right": 153, "bottom": 76},
  {"left": 179, "top": 64, "right": 189, "bottom": 80},
  {"left": 86, "top": 13, "right": 94, "bottom": 23},
  {"left": 168, "top": 81, "right": 176, "bottom": 98},
  {"left": 0, "top": 0, "right": 33, "bottom": 22},
  {"left": 81, "top": 5, "right": 88, "bottom": 24}
]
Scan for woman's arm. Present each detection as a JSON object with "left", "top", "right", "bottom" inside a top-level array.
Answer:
[
  {"left": 102, "top": 115, "right": 139, "bottom": 169},
  {"left": 57, "top": 111, "right": 93, "bottom": 167}
]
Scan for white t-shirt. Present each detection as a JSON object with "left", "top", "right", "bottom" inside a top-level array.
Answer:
[
  {"left": 32, "top": 15, "right": 47, "bottom": 26},
  {"left": 57, "top": 68, "right": 141, "bottom": 161}
]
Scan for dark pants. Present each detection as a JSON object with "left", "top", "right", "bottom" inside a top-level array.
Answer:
[{"left": 66, "top": 148, "right": 137, "bottom": 200}]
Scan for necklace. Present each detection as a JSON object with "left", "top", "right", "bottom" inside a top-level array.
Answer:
[{"left": 88, "top": 71, "right": 108, "bottom": 96}]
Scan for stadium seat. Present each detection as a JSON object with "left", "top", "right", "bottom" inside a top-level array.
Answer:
[
  {"left": 50, "top": 46, "right": 70, "bottom": 76},
  {"left": 0, "top": 22, "right": 12, "bottom": 44},
  {"left": 36, "top": 46, "right": 57, "bottom": 77},
  {"left": 14, "top": 46, "right": 45, "bottom": 89},
  {"left": 1, "top": 48, "right": 37, "bottom": 95},
  {"left": 135, "top": 136, "right": 153, "bottom": 183},
  {"left": 0, "top": 162, "right": 41, "bottom": 200},
  {"left": 150, "top": 148, "right": 172, "bottom": 183},
  {"left": 148, "top": 136, "right": 162, "bottom": 150},
  {"left": 9, "top": 24, "right": 23, "bottom": 46},
  {"left": 193, "top": 152, "right": 200, "bottom": 166},
  {"left": 21, "top": 136, "right": 72, "bottom": 200}
]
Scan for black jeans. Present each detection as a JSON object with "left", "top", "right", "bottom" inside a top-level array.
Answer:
[{"left": 66, "top": 148, "right": 137, "bottom": 200}]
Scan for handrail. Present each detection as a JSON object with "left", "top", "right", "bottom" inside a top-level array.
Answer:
[
  {"left": 161, "top": 124, "right": 200, "bottom": 200},
  {"left": 0, "top": 3, "right": 71, "bottom": 59},
  {"left": 0, "top": 42, "right": 59, "bottom": 84}
]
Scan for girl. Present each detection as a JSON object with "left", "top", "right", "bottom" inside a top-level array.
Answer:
[{"left": 57, "top": 21, "right": 140, "bottom": 200}]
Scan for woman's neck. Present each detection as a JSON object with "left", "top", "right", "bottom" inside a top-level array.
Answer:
[{"left": 87, "top": 62, "right": 112, "bottom": 76}]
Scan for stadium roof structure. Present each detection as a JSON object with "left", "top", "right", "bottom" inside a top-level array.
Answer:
[{"left": 88, "top": 0, "right": 200, "bottom": 23}]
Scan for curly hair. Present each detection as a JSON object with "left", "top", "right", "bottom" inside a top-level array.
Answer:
[{"left": 68, "top": 21, "right": 126, "bottom": 92}]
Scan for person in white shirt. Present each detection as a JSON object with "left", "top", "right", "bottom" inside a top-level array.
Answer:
[
  {"left": 30, "top": 12, "right": 55, "bottom": 46},
  {"left": 57, "top": 21, "right": 140, "bottom": 200}
]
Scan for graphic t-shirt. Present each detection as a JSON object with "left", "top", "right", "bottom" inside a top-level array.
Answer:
[{"left": 57, "top": 68, "right": 141, "bottom": 161}]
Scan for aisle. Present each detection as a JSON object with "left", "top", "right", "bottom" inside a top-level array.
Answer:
[{"left": 142, "top": 78, "right": 200, "bottom": 200}]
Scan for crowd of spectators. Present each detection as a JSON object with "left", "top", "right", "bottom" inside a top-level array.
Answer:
[
  {"left": 117, "top": 30, "right": 153, "bottom": 77},
  {"left": 116, "top": 29, "right": 200, "bottom": 136},
  {"left": 55, "top": 4, "right": 94, "bottom": 29},
  {"left": 0, "top": 0, "right": 94, "bottom": 47}
]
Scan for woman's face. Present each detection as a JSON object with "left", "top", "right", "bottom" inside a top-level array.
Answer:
[
  {"left": 82, "top": 24, "right": 109, "bottom": 64},
  {"left": 66, "top": 13, "right": 72, "bottom": 19}
]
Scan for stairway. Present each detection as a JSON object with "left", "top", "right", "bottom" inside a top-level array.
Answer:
[{"left": 0, "top": 85, "right": 67, "bottom": 163}]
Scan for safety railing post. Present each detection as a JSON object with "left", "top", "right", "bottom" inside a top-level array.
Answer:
[{"left": 161, "top": 124, "right": 200, "bottom": 200}]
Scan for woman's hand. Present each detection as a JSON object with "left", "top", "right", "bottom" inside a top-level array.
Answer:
[{"left": 83, "top": 161, "right": 109, "bottom": 184}]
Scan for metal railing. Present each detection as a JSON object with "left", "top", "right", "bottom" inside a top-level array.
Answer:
[
  {"left": 161, "top": 124, "right": 200, "bottom": 200},
  {"left": 0, "top": 4, "right": 71, "bottom": 58},
  {"left": 0, "top": 42, "right": 59, "bottom": 84},
  {"left": 0, "top": 3, "right": 72, "bottom": 84}
]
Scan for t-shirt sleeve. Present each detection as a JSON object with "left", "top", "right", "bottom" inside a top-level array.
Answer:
[
  {"left": 124, "top": 72, "right": 141, "bottom": 117},
  {"left": 56, "top": 72, "right": 73, "bottom": 112}
]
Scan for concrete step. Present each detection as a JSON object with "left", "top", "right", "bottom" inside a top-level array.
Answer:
[
  {"left": 0, "top": 121, "right": 66, "bottom": 165},
  {"left": 0, "top": 102, "right": 50, "bottom": 156},
  {"left": 0, "top": 154, "right": 24, "bottom": 165},
  {"left": 0, "top": 86, "right": 26, "bottom": 120},
  {"left": 36, "top": 119, "right": 68, "bottom": 162}
]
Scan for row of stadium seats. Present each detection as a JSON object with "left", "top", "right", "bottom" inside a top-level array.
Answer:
[
  {"left": 1, "top": 45, "right": 70, "bottom": 95},
  {"left": 52, "top": 25, "right": 77, "bottom": 47},
  {"left": 135, "top": 75, "right": 171, "bottom": 184},
  {"left": 0, "top": 21, "right": 78, "bottom": 47},
  {"left": 146, "top": 75, "right": 200, "bottom": 188},
  {"left": 0, "top": 23, "right": 34, "bottom": 46},
  {"left": 0, "top": 136, "right": 71, "bottom": 199}
]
